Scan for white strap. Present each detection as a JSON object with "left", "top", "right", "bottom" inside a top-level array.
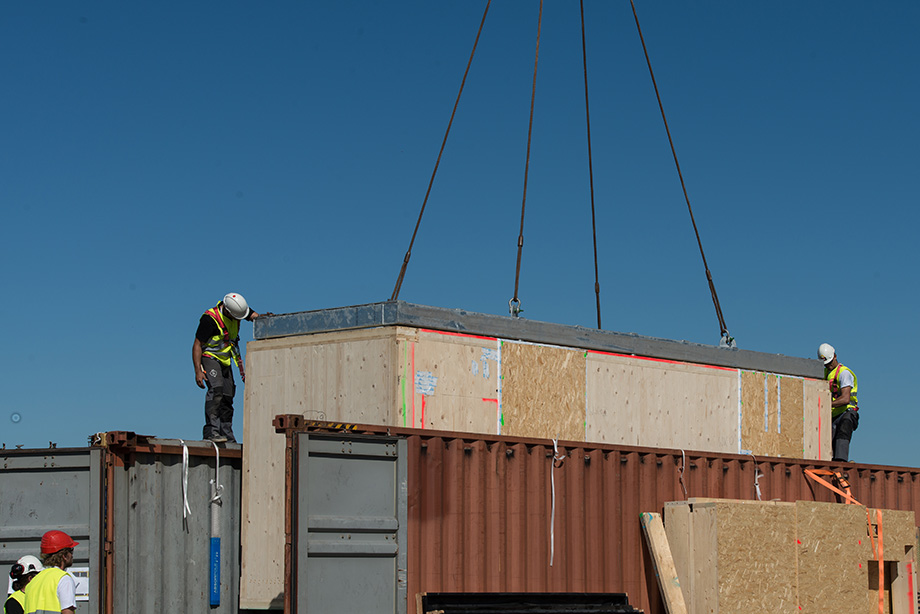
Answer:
[
  {"left": 549, "top": 438, "right": 565, "bottom": 567},
  {"left": 178, "top": 440, "right": 192, "bottom": 519},
  {"left": 210, "top": 440, "right": 223, "bottom": 504}
]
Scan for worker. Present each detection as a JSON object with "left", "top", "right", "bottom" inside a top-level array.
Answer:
[
  {"left": 23, "top": 530, "right": 78, "bottom": 614},
  {"left": 5, "top": 556, "right": 43, "bottom": 614},
  {"left": 193, "top": 293, "right": 264, "bottom": 443},
  {"left": 818, "top": 343, "right": 859, "bottom": 462}
]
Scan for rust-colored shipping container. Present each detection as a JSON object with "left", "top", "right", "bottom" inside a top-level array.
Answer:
[{"left": 275, "top": 417, "right": 920, "bottom": 614}]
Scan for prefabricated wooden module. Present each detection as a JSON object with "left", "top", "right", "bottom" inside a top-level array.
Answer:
[
  {"left": 240, "top": 301, "right": 832, "bottom": 609},
  {"left": 665, "top": 498, "right": 918, "bottom": 614}
]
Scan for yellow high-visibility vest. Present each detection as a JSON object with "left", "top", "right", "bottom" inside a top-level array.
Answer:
[
  {"left": 825, "top": 364, "right": 858, "bottom": 418},
  {"left": 202, "top": 303, "right": 242, "bottom": 367},
  {"left": 23, "top": 567, "right": 67, "bottom": 614},
  {"left": 5, "top": 589, "right": 26, "bottom": 613}
]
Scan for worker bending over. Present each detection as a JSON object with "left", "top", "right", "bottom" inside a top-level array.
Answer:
[
  {"left": 23, "top": 530, "right": 78, "bottom": 614},
  {"left": 193, "top": 293, "right": 265, "bottom": 443},
  {"left": 818, "top": 343, "right": 859, "bottom": 462}
]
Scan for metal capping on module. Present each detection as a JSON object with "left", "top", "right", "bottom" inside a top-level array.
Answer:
[
  {"left": 275, "top": 417, "right": 920, "bottom": 614},
  {"left": 254, "top": 301, "right": 823, "bottom": 377}
]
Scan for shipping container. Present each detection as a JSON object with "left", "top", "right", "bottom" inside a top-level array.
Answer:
[
  {"left": 1, "top": 434, "right": 242, "bottom": 614},
  {"left": 242, "top": 301, "right": 831, "bottom": 608},
  {"left": 274, "top": 418, "right": 920, "bottom": 614}
]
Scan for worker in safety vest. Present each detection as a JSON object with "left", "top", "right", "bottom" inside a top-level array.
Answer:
[
  {"left": 5, "top": 556, "right": 43, "bottom": 614},
  {"left": 818, "top": 343, "right": 859, "bottom": 462},
  {"left": 23, "top": 531, "right": 77, "bottom": 614},
  {"left": 193, "top": 293, "right": 265, "bottom": 443}
]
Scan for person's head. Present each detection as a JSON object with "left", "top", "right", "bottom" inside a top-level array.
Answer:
[
  {"left": 818, "top": 343, "right": 837, "bottom": 368},
  {"left": 40, "top": 530, "right": 78, "bottom": 570},
  {"left": 9, "top": 555, "right": 43, "bottom": 591},
  {"left": 220, "top": 292, "right": 251, "bottom": 321}
]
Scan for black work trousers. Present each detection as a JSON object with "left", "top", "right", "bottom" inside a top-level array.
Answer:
[
  {"left": 202, "top": 356, "right": 237, "bottom": 442},
  {"left": 831, "top": 408, "right": 858, "bottom": 462}
]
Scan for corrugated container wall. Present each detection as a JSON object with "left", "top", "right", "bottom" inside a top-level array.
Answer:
[
  {"left": 1, "top": 435, "right": 243, "bottom": 614},
  {"left": 279, "top": 421, "right": 920, "bottom": 614}
]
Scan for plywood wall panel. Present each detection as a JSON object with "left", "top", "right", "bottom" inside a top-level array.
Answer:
[
  {"left": 399, "top": 329, "right": 501, "bottom": 434},
  {"left": 586, "top": 352, "right": 737, "bottom": 453},
  {"left": 741, "top": 372, "right": 812, "bottom": 459},
  {"left": 803, "top": 378, "right": 832, "bottom": 461},
  {"left": 796, "top": 501, "right": 869, "bottom": 614},
  {"left": 778, "top": 376, "right": 805, "bottom": 458},
  {"left": 501, "top": 342, "right": 586, "bottom": 441},
  {"left": 716, "top": 501, "right": 797, "bottom": 613}
]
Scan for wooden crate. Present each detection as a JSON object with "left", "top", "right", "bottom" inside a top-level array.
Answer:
[{"left": 665, "top": 499, "right": 917, "bottom": 614}]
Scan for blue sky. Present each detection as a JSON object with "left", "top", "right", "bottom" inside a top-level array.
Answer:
[{"left": 2, "top": 2, "right": 917, "bottom": 467}]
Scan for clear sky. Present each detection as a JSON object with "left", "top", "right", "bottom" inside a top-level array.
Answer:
[{"left": 2, "top": 2, "right": 917, "bottom": 467}]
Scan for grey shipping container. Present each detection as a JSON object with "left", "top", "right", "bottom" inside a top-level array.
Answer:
[{"left": 1, "top": 432, "right": 242, "bottom": 614}]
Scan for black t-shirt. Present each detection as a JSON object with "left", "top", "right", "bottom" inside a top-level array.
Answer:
[
  {"left": 5, "top": 593, "right": 25, "bottom": 614},
  {"left": 196, "top": 314, "right": 220, "bottom": 343}
]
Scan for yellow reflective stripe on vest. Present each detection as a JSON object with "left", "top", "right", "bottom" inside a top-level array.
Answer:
[
  {"left": 23, "top": 567, "right": 66, "bottom": 614},
  {"left": 826, "top": 364, "right": 858, "bottom": 417},
  {"left": 202, "top": 304, "right": 241, "bottom": 367}
]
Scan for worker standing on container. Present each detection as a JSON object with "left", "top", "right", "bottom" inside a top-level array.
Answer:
[
  {"left": 23, "top": 530, "right": 78, "bottom": 614},
  {"left": 818, "top": 343, "right": 859, "bottom": 462},
  {"left": 193, "top": 293, "right": 263, "bottom": 443},
  {"left": 5, "top": 556, "right": 43, "bottom": 614}
]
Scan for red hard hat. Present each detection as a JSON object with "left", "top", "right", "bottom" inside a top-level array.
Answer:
[{"left": 40, "top": 530, "right": 79, "bottom": 554}]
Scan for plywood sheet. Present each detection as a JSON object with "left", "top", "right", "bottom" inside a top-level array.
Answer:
[
  {"left": 399, "top": 329, "right": 501, "bottom": 434},
  {"left": 741, "top": 371, "right": 806, "bottom": 459},
  {"left": 803, "top": 378, "right": 832, "bottom": 461},
  {"left": 586, "top": 352, "right": 737, "bottom": 453},
  {"left": 501, "top": 342, "right": 586, "bottom": 441},
  {"left": 715, "top": 500, "right": 797, "bottom": 613},
  {"left": 690, "top": 504, "right": 719, "bottom": 614},
  {"left": 241, "top": 327, "right": 398, "bottom": 609},
  {"left": 796, "top": 501, "right": 869, "bottom": 614},
  {"left": 664, "top": 502, "right": 694, "bottom": 609}
]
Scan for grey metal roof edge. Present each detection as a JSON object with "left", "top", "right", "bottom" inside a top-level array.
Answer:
[{"left": 254, "top": 300, "right": 823, "bottom": 378}]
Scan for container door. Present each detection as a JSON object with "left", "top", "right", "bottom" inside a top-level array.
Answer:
[
  {"left": 0, "top": 448, "right": 101, "bottom": 614},
  {"left": 296, "top": 433, "right": 407, "bottom": 614}
]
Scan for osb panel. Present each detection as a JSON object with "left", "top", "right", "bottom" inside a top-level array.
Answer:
[
  {"left": 741, "top": 371, "right": 805, "bottom": 459},
  {"left": 803, "top": 378, "right": 832, "bottom": 461},
  {"left": 398, "top": 329, "right": 501, "bottom": 434},
  {"left": 866, "top": 508, "right": 917, "bottom": 614},
  {"left": 714, "top": 500, "right": 797, "bottom": 613},
  {"left": 778, "top": 376, "right": 804, "bottom": 458},
  {"left": 241, "top": 328, "right": 397, "bottom": 609},
  {"left": 796, "top": 501, "right": 869, "bottom": 614},
  {"left": 501, "top": 342, "right": 585, "bottom": 441},
  {"left": 586, "top": 352, "right": 737, "bottom": 452}
]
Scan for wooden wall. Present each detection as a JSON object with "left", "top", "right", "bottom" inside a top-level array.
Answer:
[
  {"left": 665, "top": 499, "right": 917, "bottom": 614},
  {"left": 240, "top": 326, "right": 830, "bottom": 609}
]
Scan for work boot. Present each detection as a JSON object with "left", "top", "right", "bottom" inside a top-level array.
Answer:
[{"left": 208, "top": 435, "right": 228, "bottom": 443}]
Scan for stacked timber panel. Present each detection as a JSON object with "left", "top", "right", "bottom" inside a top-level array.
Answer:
[
  {"left": 665, "top": 499, "right": 918, "bottom": 614},
  {"left": 240, "top": 303, "right": 831, "bottom": 609}
]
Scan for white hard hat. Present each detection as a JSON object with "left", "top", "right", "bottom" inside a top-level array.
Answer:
[
  {"left": 17, "top": 555, "right": 43, "bottom": 575},
  {"left": 818, "top": 343, "right": 835, "bottom": 365},
  {"left": 222, "top": 293, "right": 251, "bottom": 320}
]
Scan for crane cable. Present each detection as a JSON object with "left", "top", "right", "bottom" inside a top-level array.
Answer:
[
  {"left": 628, "top": 0, "right": 734, "bottom": 347},
  {"left": 580, "top": 0, "right": 602, "bottom": 329},
  {"left": 390, "top": 1, "right": 492, "bottom": 302},
  {"left": 509, "top": 0, "right": 544, "bottom": 318}
]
